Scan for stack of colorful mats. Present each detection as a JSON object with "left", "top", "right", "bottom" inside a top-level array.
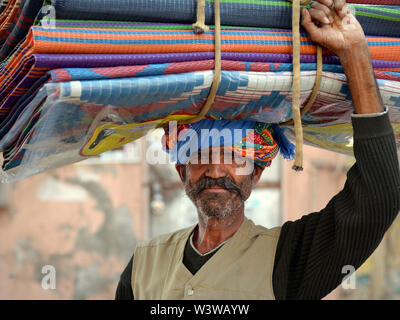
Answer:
[{"left": 0, "top": 0, "right": 400, "bottom": 182}]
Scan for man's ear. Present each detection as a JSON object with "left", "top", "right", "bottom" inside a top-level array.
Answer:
[
  {"left": 175, "top": 164, "right": 186, "bottom": 183},
  {"left": 252, "top": 165, "right": 264, "bottom": 186}
]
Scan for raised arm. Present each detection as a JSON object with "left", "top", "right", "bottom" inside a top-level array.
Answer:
[
  {"left": 272, "top": 0, "right": 400, "bottom": 299},
  {"left": 301, "top": 0, "right": 383, "bottom": 115}
]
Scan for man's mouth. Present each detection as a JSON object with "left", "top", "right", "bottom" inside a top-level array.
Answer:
[{"left": 201, "top": 186, "right": 229, "bottom": 193}]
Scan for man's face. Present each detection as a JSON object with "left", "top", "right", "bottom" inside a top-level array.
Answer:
[{"left": 176, "top": 147, "right": 264, "bottom": 219}]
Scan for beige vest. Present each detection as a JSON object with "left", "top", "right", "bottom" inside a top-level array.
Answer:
[{"left": 131, "top": 217, "right": 281, "bottom": 300}]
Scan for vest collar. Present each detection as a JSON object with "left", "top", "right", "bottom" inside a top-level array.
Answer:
[{"left": 175, "top": 216, "right": 254, "bottom": 279}]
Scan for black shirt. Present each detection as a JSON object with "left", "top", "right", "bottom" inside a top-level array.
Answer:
[{"left": 115, "top": 113, "right": 400, "bottom": 300}]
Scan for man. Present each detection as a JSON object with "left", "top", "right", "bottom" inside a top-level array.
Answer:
[{"left": 116, "top": 0, "right": 400, "bottom": 299}]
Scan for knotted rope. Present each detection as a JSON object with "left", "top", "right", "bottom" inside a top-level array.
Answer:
[
  {"left": 286, "top": 0, "right": 324, "bottom": 171},
  {"left": 192, "top": 0, "right": 210, "bottom": 34}
]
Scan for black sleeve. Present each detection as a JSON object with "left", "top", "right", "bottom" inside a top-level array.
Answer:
[
  {"left": 272, "top": 112, "right": 400, "bottom": 300},
  {"left": 115, "top": 256, "right": 134, "bottom": 300}
]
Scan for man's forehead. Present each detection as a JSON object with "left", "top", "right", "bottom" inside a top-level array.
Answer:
[{"left": 187, "top": 146, "right": 249, "bottom": 164}]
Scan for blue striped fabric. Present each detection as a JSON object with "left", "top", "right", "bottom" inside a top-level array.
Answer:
[{"left": 51, "top": 0, "right": 400, "bottom": 37}]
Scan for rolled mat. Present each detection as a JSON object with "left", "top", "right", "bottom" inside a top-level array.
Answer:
[
  {"left": 27, "top": 27, "right": 400, "bottom": 58},
  {"left": 48, "top": 61, "right": 400, "bottom": 83},
  {"left": 30, "top": 52, "right": 400, "bottom": 70},
  {"left": 2, "top": 48, "right": 400, "bottom": 125},
  {"left": 50, "top": 0, "right": 400, "bottom": 37},
  {"left": 1, "top": 70, "right": 400, "bottom": 182},
  {"left": 1, "top": 56, "right": 399, "bottom": 147}
]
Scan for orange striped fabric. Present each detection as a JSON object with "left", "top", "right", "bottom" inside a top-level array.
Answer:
[{"left": 28, "top": 26, "right": 400, "bottom": 60}]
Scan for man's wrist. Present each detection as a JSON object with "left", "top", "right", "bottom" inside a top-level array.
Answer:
[{"left": 337, "top": 42, "right": 370, "bottom": 66}]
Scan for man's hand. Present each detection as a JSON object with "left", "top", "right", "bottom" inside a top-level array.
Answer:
[
  {"left": 301, "top": 0, "right": 384, "bottom": 114},
  {"left": 301, "top": 0, "right": 367, "bottom": 58}
]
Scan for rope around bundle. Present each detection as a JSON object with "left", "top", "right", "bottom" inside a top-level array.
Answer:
[
  {"left": 178, "top": 0, "right": 323, "bottom": 171},
  {"left": 178, "top": 0, "right": 221, "bottom": 125}
]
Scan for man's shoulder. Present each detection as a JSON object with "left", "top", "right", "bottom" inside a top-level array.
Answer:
[
  {"left": 244, "top": 218, "right": 281, "bottom": 239},
  {"left": 136, "top": 224, "right": 196, "bottom": 249},
  {"left": 254, "top": 225, "right": 281, "bottom": 238}
]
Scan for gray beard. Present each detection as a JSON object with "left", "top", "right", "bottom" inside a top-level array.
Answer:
[
  {"left": 183, "top": 169, "right": 254, "bottom": 219},
  {"left": 193, "top": 193, "right": 244, "bottom": 219}
]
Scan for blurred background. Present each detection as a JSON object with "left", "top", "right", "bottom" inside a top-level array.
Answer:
[{"left": 0, "top": 129, "right": 399, "bottom": 300}]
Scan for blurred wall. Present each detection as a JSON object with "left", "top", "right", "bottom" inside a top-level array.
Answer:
[
  {"left": 0, "top": 142, "right": 149, "bottom": 299},
  {"left": 282, "top": 145, "right": 351, "bottom": 221}
]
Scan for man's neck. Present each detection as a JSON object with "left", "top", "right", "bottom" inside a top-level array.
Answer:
[{"left": 192, "top": 211, "right": 244, "bottom": 254}]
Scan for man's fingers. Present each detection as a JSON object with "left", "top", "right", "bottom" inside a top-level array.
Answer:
[
  {"left": 333, "top": 0, "right": 346, "bottom": 10},
  {"left": 314, "top": 0, "right": 334, "bottom": 8},
  {"left": 309, "top": 8, "right": 330, "bottom": 25},
  {"left": 314, "top": 0, "right": 347, "bottom": 19},
  {"left": 333, "top": 0, "right": 348, "bottom": 18},
  {"left": 310, "top": 2, "right": 334, "bottom": 24},
  {"left": 301, "top": 8, "right": 322, "bottom": 42}
]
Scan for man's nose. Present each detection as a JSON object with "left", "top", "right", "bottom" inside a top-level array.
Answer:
[{"left": 204, "top": 163, "right": 227, "bottom": 179}]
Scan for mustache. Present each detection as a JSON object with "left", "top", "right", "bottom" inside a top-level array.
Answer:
[{"left": 187, "top": 176, "right": 245, "bottom": 200}]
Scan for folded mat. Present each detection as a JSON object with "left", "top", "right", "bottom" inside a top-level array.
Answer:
[
  {"left": 1, "top": 70, "right": 400, "bottom": 182},
  {"left": 50, "top": 0, "right": 400, "bottom": 37},
  {"left": 2, "top": 24, "right": 400, "bottom": 127},
  {"left": 4, "top": 21, "right": 399, "bottom": 76},
  {"left": 0, "top": 1, "right": 10, "bottom": 14},
  {"left": 0, "top": 0, "right": 22, "bottom": 37},
  {"left": 15, "top": 25, "right": 400, "bottom": 57},
  {"left": 2, "top": 25, "right": 400, "bottom": 102},
  {"left": 0, "top": 0, "right": 44, "bottom": 59}
]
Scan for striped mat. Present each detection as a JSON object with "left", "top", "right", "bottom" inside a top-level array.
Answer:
[
  {"left": 348, "top": 1, "right": 400, "bottom": 3},
  {"left": 2, "top": 52, "right": 399, "bottom": 145},
  {"left": 4, "top": 52, "right": 400, "bottom": 110},
  {"left": 0, "top": 0, "right": 21, "bottom": 36},
  {"left": 1, "top": 25, "right": 400, "bottom": 122},
  {"left": 3, "top": 1, "right": 399, "bottom": 63},
  {"left": 3, "top": 25, "right": 399, "bottom": 85},
  {"left": 2, "top": 70, "right": 400, "bottom": 180},
  {"left": 0, "top": 0, "right": 43, "bottom": 60},
  {"left": 50, "top": 0, "right": 400, "bottom": 37},
  {"left": 2, "top": 53, "right": 400, "bottom": 144},
  {"left": 0, "top": 1, "right": 10, "bottom": 14},
  {"left": 49, "top": 61, "right": 400, "bottom": 83},
  {"left": 24, "top": 26, "right": 400, "bottom": 58}
]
